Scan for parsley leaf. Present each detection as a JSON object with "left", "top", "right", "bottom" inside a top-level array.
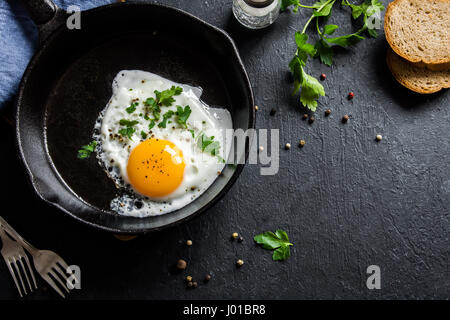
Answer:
[
  {"left": 295, "top": 33, "right": 317, "bottom": 60},
  {"left": 324, "top": 32, "right": 365, "bottom": 47},
  {"left": 77, "top": 141, "right": 97, "bottom": 159},
  {"left": 313, "top": 0, "right": 335, "bottom": 17},
  {"left": 126, "top": 102, "right": 138, "bottom": 114},
  {"left": 141, "top": 131, "right": 147, "bottom": 139},
  {"left": 289, "top": 54, "right": 325, "bottom": 111},
  {"left": 299, "top": 67, "right": 325, "bottom": 111},
  {"left": 254, "top": 229, "right": 293, "bottom": 261},
  {"left": 118, "top": 127, "right": 136, "bottom": 140},
  {"left": 176, "top": 105, "right": 192, "bottom": 128},
  {"left": 197, "top": 133, "right": 220, "bottom": 157},
  {"left": 154, "top": 86, "right": 183, "bottom": 107},
  {"left": 314, "top": 39, "right": 333, "bottom": 66},
  {"left": 119, "top": 119, "right": 139, "bottom": 127},
  {"left": 118, "top": 119, "right": 139, "bottom": 140},
  {"left": 158, "top": 110, "right": 175, "bottom": 128},
  {"left": 144, "top": 97, "right": 160, "bottom": 121},
  {"left": 323, "top": 24, "right": 338, "bottom": 35},
  {"left": 149, "top": 119, "right": 156, "bottom": 130}
]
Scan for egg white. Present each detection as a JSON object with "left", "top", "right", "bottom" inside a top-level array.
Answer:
[{"left": 94, "top": 70, "right": 232, "bottom": 217}]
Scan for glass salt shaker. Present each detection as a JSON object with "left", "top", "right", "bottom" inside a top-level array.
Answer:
[{"left": 232, "top": 0, "right": 281, "bottom": 29}]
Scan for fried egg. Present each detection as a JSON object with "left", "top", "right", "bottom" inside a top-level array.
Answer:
[{"left": 94, "top": 70, "right": 232, "bottom": 217}]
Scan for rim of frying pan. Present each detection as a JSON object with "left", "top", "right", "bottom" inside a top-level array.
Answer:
[{"left": 15, "top": 2, "right": 255, "bottom": 234}]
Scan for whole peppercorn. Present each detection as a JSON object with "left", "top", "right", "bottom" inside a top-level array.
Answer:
[
  {"left": 259, "top": 146, "right": 264, "bottom": 152},
  {"left": 299, "top": 140, "right": 306, "bottom": 148},
  {"left": 376, "top": 134, "right": 383, "bottom": 142},
  {"left": 232, "top": 232, "right": 239, "bottom": 239},
  {"left": 285, "top": 143, "right": 291, "bottom": 150},
  {"left": 302, "top": 114, "right": 308, "bottom": 120},
  {"left": 348, "top": 92, "right": 354, "bottom": 100},
  {"left": 186, "top": 240, "right": 193, "bottom": 246},
  {"left": 187, "top": 281, "right": 193, "bottom": 287},
  {"left": 270, "top": 108, "right": 277, "bottom": 116},
  {"left": 254, "top": 105, "right": 259, "bottom": 111},
  {"left": 192, "top": 282, "right": 198, "bottom": 288},
  {"left": 320, "top": 73, "right": 326, "bottom": 80},
  {"left": 177, "top": 259, "right": 187, "bottom": 270},
  {"left": 238, "top": 236, "right": 244, "bottom": 243},
  {"left": 186, "top": 275, "right": 193, "bottom": 282},
  {"left": 236, "top": 259, "right": 244, "bottom": 267},
  {"left": 308, "top": 116, "right": 315, "bottom": 124},
  {"left": 325, "top": 109, "right": 331, "bottom": 116},
  {"left": 342, "top": 115, "right": 350, "bottom": 123},
  {"left": 205, "top": 274, "right": 212, "bottom": 282}
]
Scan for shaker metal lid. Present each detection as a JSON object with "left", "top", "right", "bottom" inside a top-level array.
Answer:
[{"left": 243, "top": 0, "right": 276, "bottom": 8}]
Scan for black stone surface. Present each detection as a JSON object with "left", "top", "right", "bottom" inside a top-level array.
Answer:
[{"left": 0, "top": 0, "right": 448, "bottom": 299}]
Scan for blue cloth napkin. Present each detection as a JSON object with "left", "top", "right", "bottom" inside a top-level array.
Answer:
[{"left": 0, "top": 0, "right": 113, "bottom": 110}]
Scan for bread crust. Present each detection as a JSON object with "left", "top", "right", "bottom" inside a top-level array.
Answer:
[
  {"left": 386, "top": 48, "right": 450, "bottom": 94},
  {"left": 384, "top": 0, "right": 450, "bottom": 67}
]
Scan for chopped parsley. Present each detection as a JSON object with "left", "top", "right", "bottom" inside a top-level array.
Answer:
[
  {"left": 197, "top": 133, "right": 220, "bottom": 156},
  {"left": 126, "top": 101, "right": 139, "bottom": 114},
  {"left": 176, "top": 105, "right": 191, "bottom": 128},
  {"left": 154, "top": 86, "right": 183, "bottom": 106},
  {"left": 158, "top": 110, "right": 175, "bottom": 128},
  {"left": 141, "top": 131, "right": 148, "bottom": 139},
  {"left": 118, "top": 119, "right": 139, "bottom": 139},
  {"left": 77, "top": 141, "right": 97, "bottom": 159}
]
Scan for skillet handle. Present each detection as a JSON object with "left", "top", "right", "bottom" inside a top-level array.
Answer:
[
  {"left": 21, "top": 0, "right": 66, "bottom": 43},
  {"left": 21, "top": 0, "right": 57, "bottom": 25}
]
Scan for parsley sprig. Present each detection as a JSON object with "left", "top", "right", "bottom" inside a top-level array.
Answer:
[
  {"left": 283, "top": 0, "right": 385, "bottom": 111},
  {"left": 254, "top": 229, "right": 293, "bottom": 261}
]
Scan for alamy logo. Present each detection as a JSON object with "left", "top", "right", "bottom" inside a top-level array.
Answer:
[
  {"left": 66, "top": 5, "right": 81, "bottom": 30},
  {"left": 66, "top": 265, "right": 81, "bottom": 290},
  {"left": 366, "top": 265, "right": 381, "bottom": 290}
]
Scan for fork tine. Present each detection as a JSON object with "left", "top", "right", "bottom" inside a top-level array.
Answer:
[
  {"left": 54, "top": 264, "right": 70, "bottom": 282},
  {"left": 11, "top": 257, "right": 27, "bottom": 295},
  {"left": 56, "top": 258, "right": 69, "bottom": 271},
  {"left": 42, "top": 273, "right": 65, "bottom": 298},
  {"left": 18, "top": 257, "right": 33, "bottom": 292},
  {"left": 5, "top": 258, "right": 23, "bottom": 297},
  {"left": 49, "top": 269, "right": 69, "bottom": 293},
  {"left": 22, "top": 254, "right": 37, "bottom": 289}
]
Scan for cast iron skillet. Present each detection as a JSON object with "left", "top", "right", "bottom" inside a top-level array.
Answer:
[{"left": 16, "top": 0, "right": 254, "bottom": 234}]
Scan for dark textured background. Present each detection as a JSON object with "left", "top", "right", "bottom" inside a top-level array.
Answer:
[{"left": 0, "top": 0, "right": 449, "bottom": 299}]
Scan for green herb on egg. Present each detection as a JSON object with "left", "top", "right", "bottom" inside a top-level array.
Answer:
[
  {"left": 176, "top": 105, "right": 192, "bottom": 128},
  {"left": 158, "top": 110, "right": 175, "bottom": 128},
  {"left": 118, "top": 119, "right": 139, "bottom": 140},
  {"left": 126, "top": 101, "right": 139, "bottom": 114},
  {"left": 154, "top": 86, "right": 183, "bottom": 106}
]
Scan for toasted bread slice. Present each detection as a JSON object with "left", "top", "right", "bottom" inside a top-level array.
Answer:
[
  {"left": 386, "top": 48, "right": 450, "bottom": 94},
  {"left": 384, "top": 0, "right": 450, "bottom": 67}
]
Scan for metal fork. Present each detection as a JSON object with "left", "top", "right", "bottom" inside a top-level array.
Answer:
[
  {"left": 0, "top": 217, "right": 73, "bottom": 298},
  {"left": 0, "top": 223, "right": 37, "bottom": 297}
]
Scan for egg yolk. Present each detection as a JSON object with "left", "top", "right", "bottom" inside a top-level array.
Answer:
[{"left": 127, "top": 138, "right": 185, "bottom": 198}]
